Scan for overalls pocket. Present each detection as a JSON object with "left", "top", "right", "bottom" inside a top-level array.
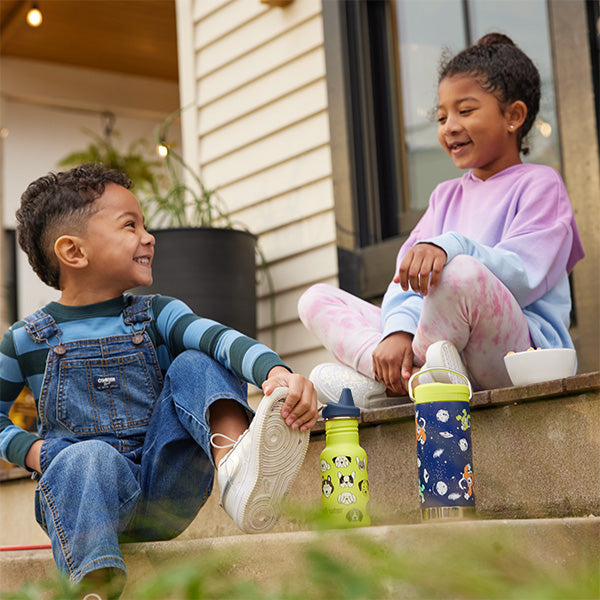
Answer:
[
  {"left": 34, "top": 486, "right": 47, "bottom": 531},
  {"left": 56, "top": 351, "right": 157, "bottom": 434}
]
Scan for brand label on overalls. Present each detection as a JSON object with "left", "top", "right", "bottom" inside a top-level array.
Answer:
[{"left": 94, "top": 376, "right": 120, "bottom": 391}]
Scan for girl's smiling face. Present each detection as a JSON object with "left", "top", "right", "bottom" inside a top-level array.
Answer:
[{"left": 436, "top": 74, "right": 524, "bottom": 180}]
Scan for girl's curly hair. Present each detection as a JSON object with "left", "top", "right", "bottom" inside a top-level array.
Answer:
[
  {"left": 16, "top": 162, "right": 132, "bottom": 289},
  {"left": 439, "top": 33, "right": 541, "bottom": 155}
]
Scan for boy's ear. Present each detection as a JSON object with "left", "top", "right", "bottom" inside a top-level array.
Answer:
[
  {"left": 506, "top": 100, "right": 527, "bottom": 131},
  {"left": 54, "top": 235, "right": 88, "bottom": 269}
]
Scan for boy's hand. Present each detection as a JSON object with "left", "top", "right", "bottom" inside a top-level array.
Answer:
[
  {"left": 25, "top": 439, "right": 43, "bottom": 474},
  {"left": 395, "top": 243, "right": 447, "bottom": 296},
  {"left": 372, "top": 331, "right": 414, "bottom": 394},
  {"left": 263, "top": 367, "right": 318, "bottom": 432}
]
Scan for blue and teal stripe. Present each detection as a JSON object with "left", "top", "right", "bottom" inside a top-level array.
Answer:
[{"left": 0, "top": 293, "right": 289, "bottom": 469}]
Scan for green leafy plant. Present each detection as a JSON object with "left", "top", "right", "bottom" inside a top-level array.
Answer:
[
  {"left": 57, "top": 109, "right": 235, "bottom": 230},
  {"left": 57, "top": 113, "right": 163, "bottom": 202},
  {"left": 139, "top": 108, "right": 233, "bottom": 229}
]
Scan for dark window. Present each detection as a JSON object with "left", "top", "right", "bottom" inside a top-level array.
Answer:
[
  {"left": 5, "top": 229, "right": 17, "bottom": 325},
  {"left": 587, "top": 0, "right": 600, "bottom": 145}
]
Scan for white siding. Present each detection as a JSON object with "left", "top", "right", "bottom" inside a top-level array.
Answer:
[{"left": 177, "top": 0, "right": 338, "bottom": 379}]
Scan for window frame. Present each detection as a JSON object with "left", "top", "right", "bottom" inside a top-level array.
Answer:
[
  {"left": 322, "top": 0, "right": 418, "bottom": 300},
  {"left": 587, "top": 0, "right": 600, "bottom": 146}
]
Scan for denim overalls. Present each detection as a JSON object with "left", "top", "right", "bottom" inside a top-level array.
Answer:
[{"left": 24, "top": 295, "right": 250, "bottom": 582}]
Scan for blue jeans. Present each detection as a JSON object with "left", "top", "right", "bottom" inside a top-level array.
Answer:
[{"left": 34, "top": 350, "right": 250, "bottom": 583}]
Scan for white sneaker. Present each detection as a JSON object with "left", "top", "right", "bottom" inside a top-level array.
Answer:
[
  {"left": 417, "top": 341, "right": 469, "bottom": 384},
  {"left": 309, "top": 363, "right": 406, "bottom": 409},
  {"left": 215, "top": 387, "right": 309, "bottom": 534}
]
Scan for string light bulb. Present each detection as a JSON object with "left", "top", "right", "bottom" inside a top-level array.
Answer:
[
  {"left": 26, "top": 3, "right": 43, "bottom": 27},
  {"left": 535, "top": 119, "right": 552, "bottom": 139},
  {"left": 157, "top": 143, "right": 169, "bottom": 158}
]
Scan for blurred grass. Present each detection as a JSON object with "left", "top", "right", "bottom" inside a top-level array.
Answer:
[{"left": 3, "top": 520, "right": 599, "bottom": 600}]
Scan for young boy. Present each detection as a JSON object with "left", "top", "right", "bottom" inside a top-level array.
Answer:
[{"left": 0, "top": 163, "right": 318, "bottom": 599}]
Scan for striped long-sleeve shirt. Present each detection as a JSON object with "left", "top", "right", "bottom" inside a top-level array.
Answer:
[{"left": 0, "top": 294, "right": 287, "bottom": 469}]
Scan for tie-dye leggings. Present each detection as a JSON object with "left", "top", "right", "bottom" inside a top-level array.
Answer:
[{"left": 298, "top": 255, "right": 531, "bottom": 390}]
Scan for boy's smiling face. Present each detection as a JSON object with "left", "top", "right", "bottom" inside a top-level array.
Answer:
[{"left": 80, "top": 183, "right": 155, "bottom": 299}]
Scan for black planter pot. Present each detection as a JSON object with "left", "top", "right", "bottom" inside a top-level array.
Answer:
[{"left": 135, "top": 227, "right": 257, "bottom": 338}]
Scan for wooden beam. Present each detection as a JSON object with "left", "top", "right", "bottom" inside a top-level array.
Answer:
[{"left": 0, "top": 1, "right": 29, "bottom": 50}]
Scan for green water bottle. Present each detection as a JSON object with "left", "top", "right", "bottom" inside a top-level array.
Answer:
[{"left": 320, "top": 388, "right": 370, "bottom": 527}]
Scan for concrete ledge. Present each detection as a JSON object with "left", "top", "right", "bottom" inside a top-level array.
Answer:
[
  {"left": 1, "top": 373, "right": 598, "bottom": 547},
  {"left": 1, "top": 516, "right": 598, "bottom": 597},
  {"left": 174, "top": 373, "right": 600, "bottom": 536},
  {"left": 347, "top": 371, "right": 600, "bottom": 429}
]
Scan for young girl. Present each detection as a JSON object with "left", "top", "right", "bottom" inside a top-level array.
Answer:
[{"left": 298, "top": 33, "right": 585, "bottom": 407}]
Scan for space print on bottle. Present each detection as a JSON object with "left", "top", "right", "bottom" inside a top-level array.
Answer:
[{"left": 414, "top": 400, "right": 475, "bottom": 509}]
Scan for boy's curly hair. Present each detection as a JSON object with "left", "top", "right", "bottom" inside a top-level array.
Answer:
[
  {"left": 439, "top": 33, "right": 541, "bottom": 155},
  {"left": 16, "top": 162, "right": 132, "bottom": 290}
]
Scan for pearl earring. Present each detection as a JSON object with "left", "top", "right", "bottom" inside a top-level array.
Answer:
[{"left": 509, "top": 125, "right": 514, "bottom": 130}]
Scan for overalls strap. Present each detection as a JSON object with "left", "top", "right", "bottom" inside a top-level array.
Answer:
[
  {"left": 23, "top": 309, "right": 62, "bottom": 343},
  {"left": 123, "top": 295, "right": 154, "bottom": 344},
  {"left": 123, "top": 294, "right": 154, "bottom": 327}
]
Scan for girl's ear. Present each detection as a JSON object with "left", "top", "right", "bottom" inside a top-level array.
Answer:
[
  {"left": 54, "top": 236, "right": 88, "bottom": 269},
  {"left": 506, "top": 100, "right": 527, "bottom": 132}
]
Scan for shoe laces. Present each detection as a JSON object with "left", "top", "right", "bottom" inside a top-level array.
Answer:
[
  {"left": 210, "top": 431, "right": 249, "bottom": 469},
  {"left": 210, "top": 432, "right": 240, "bottom": 450}
]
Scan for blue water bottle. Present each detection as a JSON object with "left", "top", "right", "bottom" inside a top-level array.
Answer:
[{"left": 408, "top": 369, "right": 475, "bottom": 520}]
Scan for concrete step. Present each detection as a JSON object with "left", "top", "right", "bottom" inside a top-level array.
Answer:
[
  {"left": 1, "top": 516, "right": 598, "bottom": 598},
  {"left": 194, "top": 371, "right": 600, "bottom": 536},
  {"left": 1, "top": 372, "right": 598, "bottom": 548}
]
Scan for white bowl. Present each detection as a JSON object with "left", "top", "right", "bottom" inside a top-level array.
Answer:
[{"left": 503, "top": 348, "right": 577, "bottom": 386}]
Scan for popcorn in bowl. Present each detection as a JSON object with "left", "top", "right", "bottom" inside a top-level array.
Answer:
[{"left": 503, "top": 348, "right": 576, "bottom": 386}]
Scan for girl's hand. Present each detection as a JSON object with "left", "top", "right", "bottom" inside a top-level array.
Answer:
[
  {"left": 395, "top": 243, "right": 447, "bottom": 296},
  {"left": 263, "top": 366, "right": 318, "bottom": 432},
  {"left": 372, "top": 331, "right": 414, "bottom": 394}
]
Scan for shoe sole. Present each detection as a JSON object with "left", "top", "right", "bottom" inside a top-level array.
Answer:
[{"left": 234, "top": 388, "right": 310, "bottom": 534}]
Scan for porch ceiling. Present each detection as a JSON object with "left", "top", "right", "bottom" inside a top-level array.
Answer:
[{"left": 0, "top": 0, "right": 178, "bottom": 81}]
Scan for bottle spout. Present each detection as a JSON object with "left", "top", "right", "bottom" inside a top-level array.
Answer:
[{"left": 322, "top": 387, "right": 361, "bottom": 419}]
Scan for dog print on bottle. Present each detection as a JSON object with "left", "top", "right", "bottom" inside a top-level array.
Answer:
[{"left": 320, "top": 453, "right": 369, "bottom": 526}]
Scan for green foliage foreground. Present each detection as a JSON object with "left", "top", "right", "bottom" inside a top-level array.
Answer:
[{"left": 4, "top": 520, "right": 599, "bottom": 600}]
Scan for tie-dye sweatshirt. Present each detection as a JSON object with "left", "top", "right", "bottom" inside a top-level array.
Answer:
[
  {"left": 0, "top": 294, "right": 287, "bottom": 469},
  {"left": 381, "top": 163, "right": 585, "bottom": 348}
]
